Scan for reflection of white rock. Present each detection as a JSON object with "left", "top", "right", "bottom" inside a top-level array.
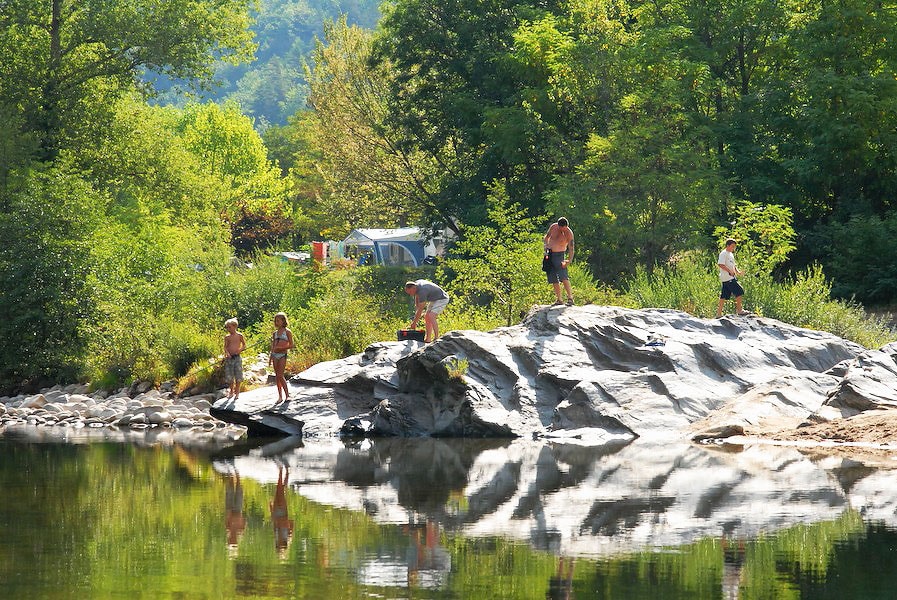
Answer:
[{"left": 215, "top": 438, "right": 894, "bottom": 558}]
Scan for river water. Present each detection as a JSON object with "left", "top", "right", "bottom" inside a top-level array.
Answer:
[{"left": 2, "top": 427, "right": 896, "bottom": 599}]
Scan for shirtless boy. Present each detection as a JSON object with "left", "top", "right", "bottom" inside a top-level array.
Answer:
[{"left": 223, "top": 318, "right": 247, "bottom": 400}]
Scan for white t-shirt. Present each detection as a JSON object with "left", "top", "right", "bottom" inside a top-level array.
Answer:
[{"left": 718, "top": 250, "right": 736, "bottom": 282}]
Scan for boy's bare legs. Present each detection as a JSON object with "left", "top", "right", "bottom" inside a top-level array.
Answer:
[
  {"left": 716, "top": 297, "right": 725, "bottom": 318},
  {"left": 551, "top": 282, "right": 563, "bottom": 303}
]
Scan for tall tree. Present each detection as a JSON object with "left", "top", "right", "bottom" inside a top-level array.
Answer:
[
  {"left": 440, "top": 182, "right": 546, "bottom": 326},
  {"left": 375, "top": 0, "right": 568, "bottom": 226},
  {"left": 0, "top": 168, "right": 100, "bottom": 389},
  {"left": 303, "top": 18, "right": 450, "bottom": 237},
  {"left": 0, "top": 0, "right": 256, "bottom": 160}
]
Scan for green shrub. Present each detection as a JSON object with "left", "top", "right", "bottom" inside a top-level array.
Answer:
[
  {"left": 158, "top": 317, "right": 219, "bottom": 378},
  {"left": 813, "top": 213, "right": 897, "bottom": 303},
  {"left": 625, "top": 255, "right": 719, "bottom": 318},
  {"left": 744, "top": 265, "right": 895, "bottom": 348},
  {"left": 351, "top": 264, "right": 438, "bottom": 318},
  {"left": 285, "top": 293, "right": 393, "bottom": 371}
]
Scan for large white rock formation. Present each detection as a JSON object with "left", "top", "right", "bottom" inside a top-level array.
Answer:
[{"left": 213, "top": 305, "right": 893, "bottom": 442}]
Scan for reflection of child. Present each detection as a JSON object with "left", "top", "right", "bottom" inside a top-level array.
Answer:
[
  {"left": 225, "top": 474, "right": 247, "bottom": 552},
  {"left": 269, "top": 312, "right": 294, "bottom": 404},
  {"left": 405, "top": 520, "right": 451, "bottom": 586},
  {"left": 270, "top": 467, "right": 294, "bottom": 558},
  {"left": 224, "top": 318, "right": 247, "bottom": 400},
  {"left": 546, "top": 557, "right": 574, "bottom": 600}
]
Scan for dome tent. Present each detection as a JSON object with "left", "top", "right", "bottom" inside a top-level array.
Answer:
[{"left": 343, "top": 228, "right": 436, "bottom": 266}]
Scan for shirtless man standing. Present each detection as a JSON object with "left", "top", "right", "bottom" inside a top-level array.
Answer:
[{"left": 543, "top": 217, "right": 575, "bottom": 306}]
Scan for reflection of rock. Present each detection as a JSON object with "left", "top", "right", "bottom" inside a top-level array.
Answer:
[
  {"left": 214, "top": 437, "right": 897, "bottom": 558},
  {"left": 215, "top": 305, "right": 877, "bottom": 441}
]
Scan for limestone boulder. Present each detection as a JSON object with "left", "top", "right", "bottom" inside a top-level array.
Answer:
[{"left": 214, "top": 305, "right": 874, "bottom": 441}]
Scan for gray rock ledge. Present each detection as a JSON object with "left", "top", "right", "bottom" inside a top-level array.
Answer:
[{"left": 213, "top": 305, "right": 895, "bottom": 443}]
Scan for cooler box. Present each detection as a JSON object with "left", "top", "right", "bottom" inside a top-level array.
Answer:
[{"left": 397, "top": 329, "right": 426, "bottom": 342}]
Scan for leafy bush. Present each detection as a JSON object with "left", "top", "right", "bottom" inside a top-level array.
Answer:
[
  {"left": 159, "top": 317, "right": 220, "bottom": 378},
  {"left": 626, "top": 255, "right": 719, "bottom": 318},
  {"left": 205, "top": 254, "right": 298, "bottom": 332},
  {"left": 284, "top": 293, "right": 393, "bottom": 371}
]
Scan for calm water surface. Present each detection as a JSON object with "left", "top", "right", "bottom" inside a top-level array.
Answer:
[{"left": 2, "top": 428, "right": 897, "bottom": 599}]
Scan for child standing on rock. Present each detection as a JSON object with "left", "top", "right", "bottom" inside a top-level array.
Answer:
[
  {"left": 269, "top": 312, "right": 294, "bottom": 403},
  {"left": 223, "top": 318, "right": 247, "bottom": 401}
]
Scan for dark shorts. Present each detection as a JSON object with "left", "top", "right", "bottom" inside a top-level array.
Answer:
[
  {"left": 720, "top": 279, "right": 745, "bottom": 300},
  {"left": 546, "top": 250, "right": 569, "bottom": 284}
]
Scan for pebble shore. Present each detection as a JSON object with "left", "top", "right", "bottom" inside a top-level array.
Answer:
[{"left": 0, "top": 381, "right": 248, "bottom": 446}]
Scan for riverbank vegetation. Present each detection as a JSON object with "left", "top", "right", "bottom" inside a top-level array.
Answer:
[{"left": 1, "top": 0, "right": 896, "bottom": 392}]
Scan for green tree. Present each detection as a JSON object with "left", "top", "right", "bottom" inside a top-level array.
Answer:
[
  {"left": 440, "top": 182, "right": 546, "bottom": 326},
  {"left": 303, "top": 18, "right": 447, "bottom": 238},
  {"left": 714, "top": 201, "right": 796, "bottom": 277},
  {"left": 0, "top": 167, "right": 100, "bottom": 389},
  {"left": 774, "top": 0, "right": 897, "bottom": 220},
  {"left": 375, "top": 0, "right": 568, "bottom": 227},
  {"left": 0, "top": 0, "right": 256, "bottom": 161},
  {"left": 548, "top": 17, "right": 730, "bottom": 283},
  {"left": 176, "top": 101, "right": 295, "bottom": 253}
]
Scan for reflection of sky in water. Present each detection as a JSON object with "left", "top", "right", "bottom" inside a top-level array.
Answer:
[
  {"left": 356, "top": 555, "right": 450, "bottom": 589},
  {"left": 220, "top": 437, "right": 897, "bottom": 558}
]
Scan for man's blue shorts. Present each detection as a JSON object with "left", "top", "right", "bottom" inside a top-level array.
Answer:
[
  {"left": 546, "top": 250, "right": 569, "bottom": 283},
  {"left": 720, "top": 279, "right": 745, "bottom": 300}
]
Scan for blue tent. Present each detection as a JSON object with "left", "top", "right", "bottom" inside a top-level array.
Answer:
[{"left": 343, "top": 228, "right": 431, "bottom": 266}]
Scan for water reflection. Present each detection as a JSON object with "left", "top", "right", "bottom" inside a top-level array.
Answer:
[
  {"left": 214, "top": 437, "right": 897, "bottom": 558},
  {"left": 270, "top": 466, "right": 294, "bottom": 558},
  {"left": 721, "top": 537, "right": 745, "bottom": 600},
  {"left": 547, "top": 557, "right": 575, "bottom": 600},
  {"left": 224, "top": 472, "right": 247, "bottom": 553},
  {"left": 355, "top": 518, "right": 452, "bottom": 589},
  {"left": 3, "top": 436, "right": 897, "bottom": 598}
]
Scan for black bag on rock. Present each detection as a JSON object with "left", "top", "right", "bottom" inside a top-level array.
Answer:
[{"left": 397, "top": 329, "right": 426, "bottom": 342}]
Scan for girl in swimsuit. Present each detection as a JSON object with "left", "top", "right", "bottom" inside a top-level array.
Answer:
[{"left": 269, "top": 312, "right": 294, "bottom": 403}]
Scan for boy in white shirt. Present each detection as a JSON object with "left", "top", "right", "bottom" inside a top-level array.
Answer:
[{"left": 716, "top": 239, "right": 747, "bottom": 317}]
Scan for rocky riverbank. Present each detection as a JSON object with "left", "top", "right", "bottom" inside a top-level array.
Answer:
[
  {"left": 0, "top": 381, "right": 247, "bottom": 445},
  {"left": 4, "top": 304, "right": 896, "bottom": 451}
]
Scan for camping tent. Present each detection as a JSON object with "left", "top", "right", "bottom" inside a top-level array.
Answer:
[{"left": 343, "top": 228, "right": 436, "bottom": 266}]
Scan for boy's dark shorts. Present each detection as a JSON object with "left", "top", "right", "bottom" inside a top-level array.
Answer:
[{"left": 720, "top": 279, "right": 745, "bottom": 300}]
